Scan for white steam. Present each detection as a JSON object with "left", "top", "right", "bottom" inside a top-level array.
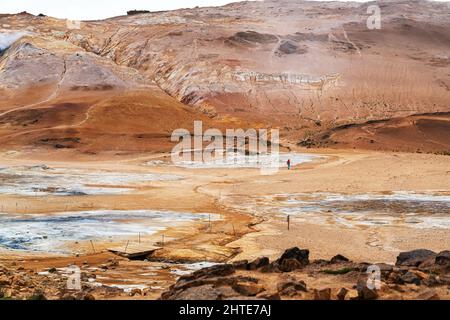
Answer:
[{"left": 0, "top": 31, "right": 28, "bottom": 51}]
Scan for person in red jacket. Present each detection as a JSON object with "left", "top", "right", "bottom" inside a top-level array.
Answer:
[{"left": 287, "top": 159, "right": 291, "bottom": 170}]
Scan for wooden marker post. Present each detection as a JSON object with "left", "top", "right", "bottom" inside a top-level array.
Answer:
[{"left": 90, "top": 240, "right": 96, "bottom": 253}]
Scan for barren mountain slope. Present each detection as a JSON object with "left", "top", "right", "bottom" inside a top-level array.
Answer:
[{"left": 0, "top": 0, "right": 449, "bottom": 155}]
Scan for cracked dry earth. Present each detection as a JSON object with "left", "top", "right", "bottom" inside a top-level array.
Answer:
[{"left": 1, "top": 247, "right": 449, "bottom": 301}]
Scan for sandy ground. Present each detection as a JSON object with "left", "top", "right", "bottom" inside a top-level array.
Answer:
[{"left": 0, "top": 148, "right": 449, "bottom": 297}]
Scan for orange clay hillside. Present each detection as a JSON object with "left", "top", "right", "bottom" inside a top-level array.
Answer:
[{"left": 0, "top": 0, "right": 449, "bottom": 157}]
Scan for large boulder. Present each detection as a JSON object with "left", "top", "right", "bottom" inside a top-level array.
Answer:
[
  {"left": 0, "top": 275, "right": 11, "bottom": 286},
  {"left": 180, "top": 264, "right": 235, "bottom": 282},
  {"left": 247, "top": 257, "right": 270, "bottom": 270},
  {"left": 400, "top": 271, "right": 422, "bottom": 285},
  {"left": 232, "top": 282, "right": 265, "bottom": 296},
  {"left": 167, "top": 264, "right": 236, "bottom": 294},
  {"left": 330, "top": 254, "right": 350, "bottom": 264},
  {"left": 356, "top": 279, "right": 378, "bottom": 300},
  {"left": 337, "top": 288, "right": 349, "bottom": 300},
  {"left": 278, "top": 259, "right": 304, "bottom": 272},
  {"left": 276, "top": 247, "right": 309, "bottom": 267},
  {"left": 314, "top": 288, "right": 331, "bottom": 300},
  {"left": 232, "top": 260, "right": 249, "bottom": 270},
  {"left": 277, "top": 278, "right": 307, "bottom": 296},
  {"left": 396, "top": 249, "right": 436, "bottom": 267}
]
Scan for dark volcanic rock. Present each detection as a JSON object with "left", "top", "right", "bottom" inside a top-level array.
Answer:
[
  {"left": 277, "top": 258, "right": 304, "bottom": 273},
  {"left": 376, "top": 263, "right": 394, "bottom": 273},
  {"left": 160, "top": 247, "right": 449, "bottom": 300},
  {"left": 232, "top": 260, "right": 249, "bottom": 270},
  {"left": 272, "top": 248, "right": 310, "bottom": 272},
  {"left": 314, "top": 288, "right": 331, "bottom": 300},
  {"left": 257, "top": 292, "right": 281, "bottom": 300},
  {"left": 127, "top": 10, "right": 150, "bottom": 15},
  {"left": 83, "top": 293, "right": 96, "bottom": 300},
  {"left": 226, "top": 31, "right": 278, "bottom": 46},
  {"left": 435, "top": 251, "right": 450, "bottom": 266},
  {"left": 330, "top": 254, "right": 350, "bottom": 264},
  {"left": 396, "top": 249, "right": 437, "bottom": 267},
  {"left": 277, "top": 278, "right": 307, "bottom": 297},
  {"left": 401, "top": 271, "right": 422, "bottom": 285},
  {"left": 181, "top": 264, "right": 235, "bottom": 281},
  {"left": 247, "top": 257, "right": 269, "bottom": 270},
  {"left": 259, "top": 262, "right": 280, "bottom": 273},
  {"left": 337, "top": 288, "right": 349, "bottom": 300},
  {"left": 232, "top": 282, "right": 265, "bottom": 296},
  {"left": 167, "top": 284, "right": 221, "bottom": 300},
  {"left": 277, "top": 247, "right": 309, "bottom": 266},
  {"left": 375, "top": 263, "right": 394, "bottom": 280},
  {"left": 276, "top": 40, "right": 307, "bottom": 56},
  {"left": 162, "top": 274, "right": 262, "bottom": 300},
  {"left": 422, "top": 274, "right": 440, "bottom": 287}
]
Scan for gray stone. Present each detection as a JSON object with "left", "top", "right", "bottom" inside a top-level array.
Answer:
[{"left": 396, "top": 249, "right": 436, "bottom": 267}]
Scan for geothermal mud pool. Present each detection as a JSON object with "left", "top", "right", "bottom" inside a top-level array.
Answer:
[
  {"left": 0, "top": 165, "right": 181, "bottom": 196},
  {"left": 225, "top": 191, "right": 450, "bottom": 229},
  {"left": 0, "top": 210, "right": 214, "bottom": 253}
]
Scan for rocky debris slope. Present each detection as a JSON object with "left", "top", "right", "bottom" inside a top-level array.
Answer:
[
  {"left": 0, "top": 41, "right": 64, "bottom": 88},
  {"left": 161, "top": 248, "right": 450, "bottom": 300},
  {"left": 0, "top": 36, "right": 145, "bottom": 91},
  {"left": 1, "top": 247, "right": 448, "bottom": 300},
  {"left": 87, "top": 0, "right": 449, "bottom": 132}
]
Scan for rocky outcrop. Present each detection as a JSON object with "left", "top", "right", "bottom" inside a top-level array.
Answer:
[
  {"left": 232, "top": 70, "right": 340, "bottom": 89},
  {"left": 277, "top": 278, "right": 307, "bottom": 297},
  {"left": 247, "top": 257, "right": 270, "bottom": 270},
  {"left": 0, "top": 41, "right": 65, "bottom": 89},
  {"left": 127, "top": 10, "right": 150, "bottom": 16},
  {"left": 273, "top": 247, "right": 310, "bottom": 272},
  {"left": 226, "top": 31, "right": 278, "bottom": 47},
  {"left": 330, "top": 254, "right": 350, "bottom": 264},
  {"left": 356, "top": 279, "right": 378, "bottom": 300},
  {"left": 0, "top": 31, "right": 29, "bottom": 52},
  {"left": 0, "top": 260, "right": 139, "bottom": 300},
  {"left": 436, "top": 251, "right": 450, "bottom": 266},
  {"left": 275, "top": 40, "right": 307, "bottom": 56},
  {"left": 160, "top": 247, "right": 450, "bottom": 300},
  {"left": 160, "top": 264, "right": 265, "bottom": 300}
]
